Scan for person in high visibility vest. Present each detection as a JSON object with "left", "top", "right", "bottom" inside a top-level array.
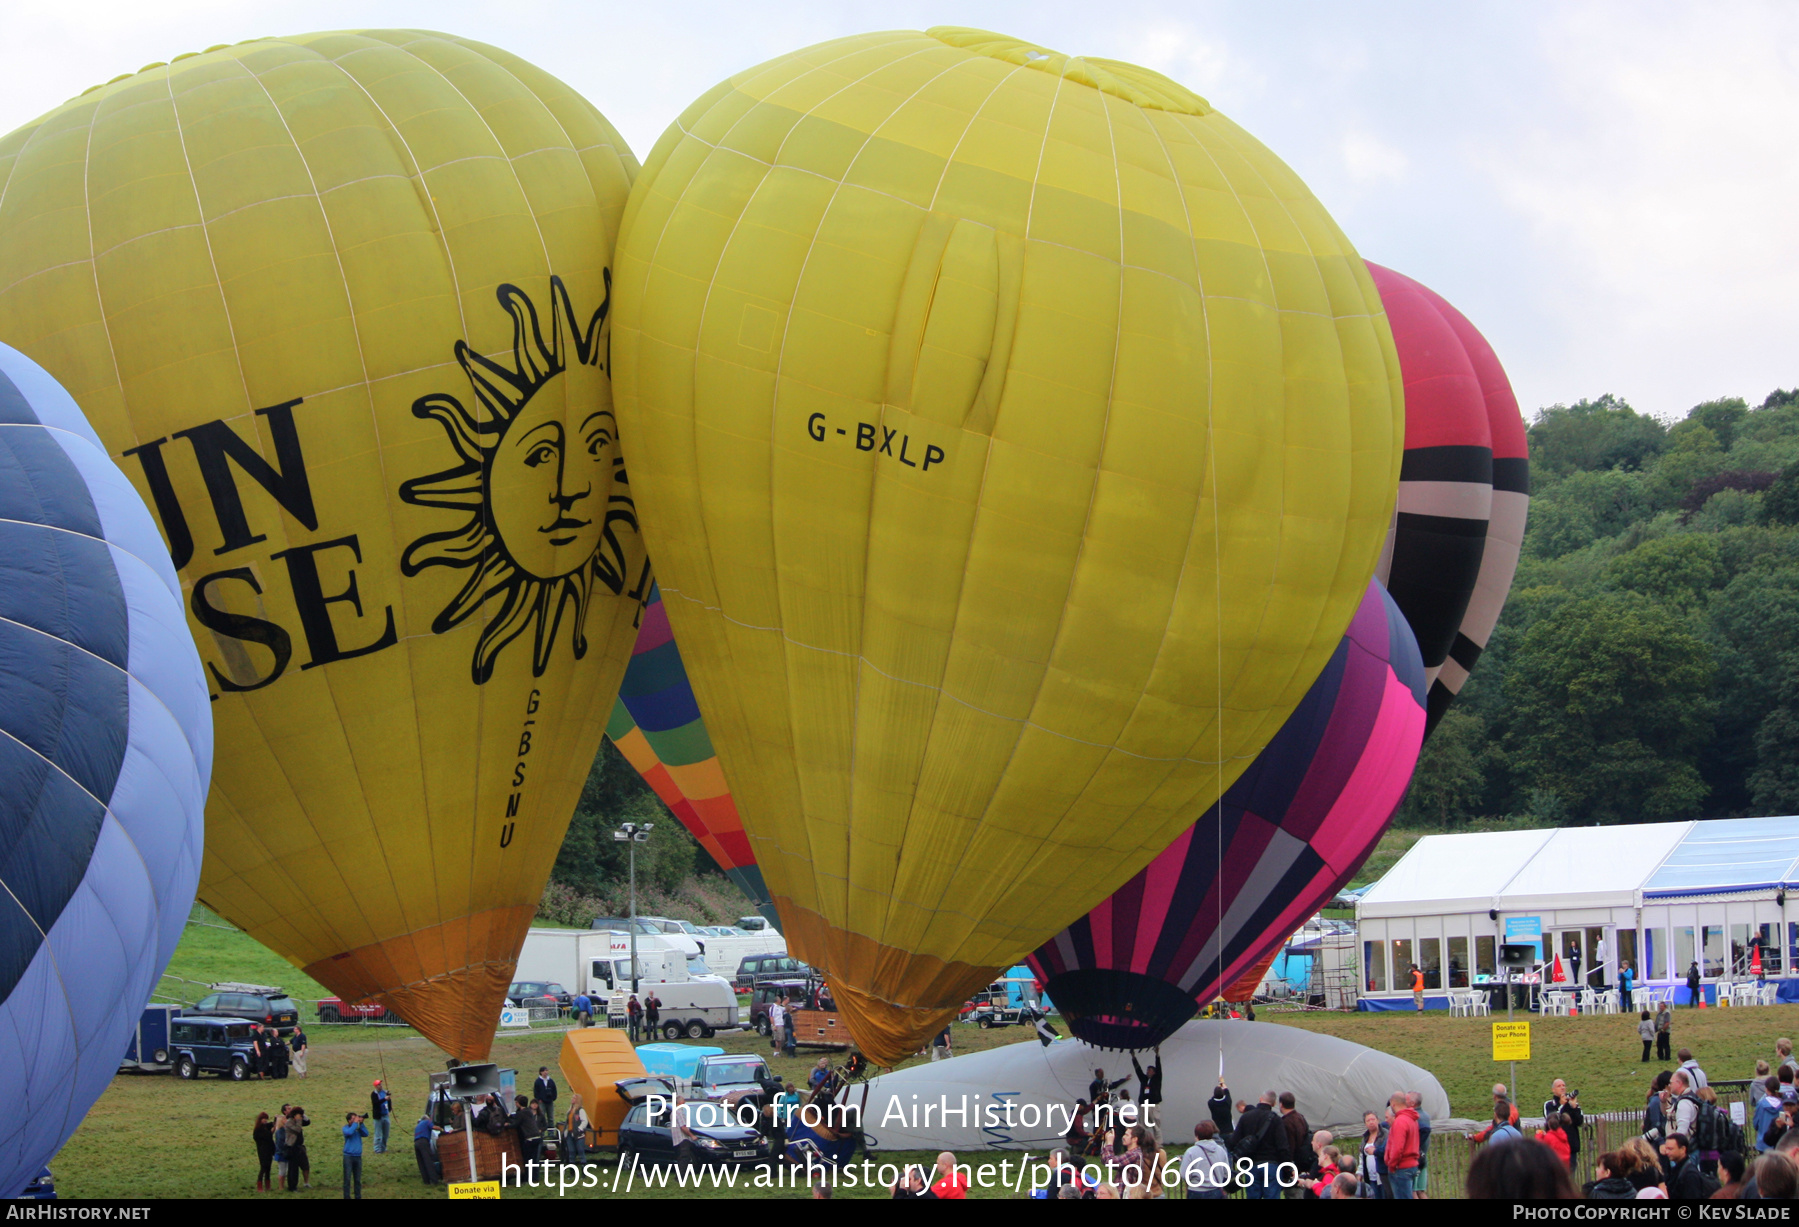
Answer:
[{"left": 1411, "top": 966, "right": 1426, "bottom": 1012}]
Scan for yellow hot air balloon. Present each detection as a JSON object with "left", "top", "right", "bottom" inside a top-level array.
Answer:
[
  {"left": 613, "top": 28, "right": 1403, "bottom": 1062},
  {"left": 0, "top": 31, "right": 648, "bottom": 1057}
]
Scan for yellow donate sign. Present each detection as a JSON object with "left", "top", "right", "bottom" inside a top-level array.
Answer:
[
  {"left": 1492, "top": 1021, "right": 1531, "bottom": 1061},
  {"left": 448, "top": 1181, "right": 501, "bottom": 1200}
]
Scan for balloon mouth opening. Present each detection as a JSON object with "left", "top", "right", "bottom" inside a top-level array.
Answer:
[{"left": 1043, "top": 970, "right": 1197, "bottom": 1051}]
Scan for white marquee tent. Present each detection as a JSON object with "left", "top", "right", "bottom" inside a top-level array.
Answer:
[{"left": 1354, "top": 817, "right": 1799, "bottom": 1009}]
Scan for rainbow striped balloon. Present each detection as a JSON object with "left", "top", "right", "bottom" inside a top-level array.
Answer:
[{"left": 607, "top": 584, "right": 777, "bottom": 924}]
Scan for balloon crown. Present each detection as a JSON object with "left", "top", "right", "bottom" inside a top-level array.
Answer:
[{"left": 927, "top": 27, "right": 1212, "bottom": 117}]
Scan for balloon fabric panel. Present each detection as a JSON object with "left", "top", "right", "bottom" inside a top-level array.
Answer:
[
  {"left": 1366, "top": 262, "right": 1492, "bottom": 689},
  {"left": 1028, "top": 580, "right": 1423, "bottom": 1049},
  {"left": 613, "top": 28, "right": 1403, "bottom": 1061},
  {"left": 0, "top": 32, "right": 648, "bottom": 1058},
  {"left": 1436, "top": 291, "right": 1531, "bottom": 730},
  {"left": 0, "top": 343, "right": 210, "bottom": 1195},
  {"left": 1366, "top": 262, "right": 1529, "bottom": 735},
  {"left": 606, "top": 583, "right": 776, "bottom": 922}
]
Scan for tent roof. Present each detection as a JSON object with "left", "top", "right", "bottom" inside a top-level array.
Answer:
[
  {"left": 1501, "top": 823, "right": 1692, "bottom": 910},
  {"left": 1358, "top": 821, "right": 1717, "bottom": 917},
  {"left": 1357, "top": 828, "right": 1554, "bottom": 918},
  {"left": 1645, "top": 816, "right": 1799, "bottom": 898}
]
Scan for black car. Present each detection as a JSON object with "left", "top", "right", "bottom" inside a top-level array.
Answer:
[
  {"left": 186, "top": 985, "right": 300, "bottom": 1034},
  {"left": 507, "top": 981, "right": 572, "bottom": 1010},
  {"left": 169, "top": 1017, "right": 260, "bottom": 1080},
  {"left": 733, "top": 955, "right": 810, "bottom": 993},
  {"left": 615, "top": 1078, "right": 770, "bottom": 1166}
]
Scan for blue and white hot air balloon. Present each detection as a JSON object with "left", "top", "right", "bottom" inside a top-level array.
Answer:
[{"left": 0, "top": 342, "right": 210, "bottom": 1194}]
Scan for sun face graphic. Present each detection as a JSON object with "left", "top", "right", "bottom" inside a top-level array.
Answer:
[{"left": 400, "top": 275, "right": 638, "bottom": 684}]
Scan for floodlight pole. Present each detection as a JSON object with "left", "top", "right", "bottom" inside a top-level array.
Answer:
[
  {"left": 628, "top": 829, "right": 638, "bottom": 995},
  {"left": 613, "top": 822, "right": 654, "bottom": 998}
]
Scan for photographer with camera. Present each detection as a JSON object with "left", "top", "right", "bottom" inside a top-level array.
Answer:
[
  {"left": 1542, "top": 1079, "right": 1584, "bottom": 1169},
  {"left": 341, "top": 1110, "right": 370, "bottom": 1200}
]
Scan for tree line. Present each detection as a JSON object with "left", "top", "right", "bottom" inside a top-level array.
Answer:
[{"left": 1403, "top": 387, "right": 1799, "bottom": 826}]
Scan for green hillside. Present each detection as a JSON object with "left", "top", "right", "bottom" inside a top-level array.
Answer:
[{"left": 1403, "top": 388, "right": 1799, "bottom": 826}]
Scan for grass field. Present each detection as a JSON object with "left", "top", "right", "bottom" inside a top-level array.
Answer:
[{"left": 60, "top": 907, "right": 1799, "bottom": 1198}]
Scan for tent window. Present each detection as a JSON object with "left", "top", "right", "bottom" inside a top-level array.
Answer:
[
  {"left": 1447, "top": 937, "right": 1469, "bottom": 987},
  {"left": 1645, "top": 929, "right": 1665, "bottom": 980},
  {"left": 1475, "top": 935, "right": 1496, "bottom": 978},
  {"left": 1615, "top": 929, "right": 1637, "bottom": 982},
  {"left": 1732, "top": 925, "right": 1752, "bottom": 977},
  {"left": 1702, "top": 926, "right": 1725, "bottom": 977},
  {"left": 1419, "top": 938, "right": 1441, "bottom": 990},
  {"left": 1364, "top": 941, "right": 1387, "bottom": 993},
  {"left": 1391, "top": 939, "right": 1414, "bottom": 987},
  {"left": 1674, "top": 927, "right": 1696, "bottom": 978},
  {"left": 1759, "top": 924, "right": 1781, "bottom": 974}
]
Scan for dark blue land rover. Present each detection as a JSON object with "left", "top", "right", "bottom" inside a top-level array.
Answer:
[{"left": 169, "top": 1017, "right": 259, "bottom": 1081}]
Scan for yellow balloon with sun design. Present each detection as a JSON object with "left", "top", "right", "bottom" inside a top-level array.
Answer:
[{"left": 0, "top": 31, "right": 647, "bottom": 1058}]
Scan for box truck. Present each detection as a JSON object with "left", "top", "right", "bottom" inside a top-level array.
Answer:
[{"left": 514, "top": 929, "right": 740, "bottom": 1038}]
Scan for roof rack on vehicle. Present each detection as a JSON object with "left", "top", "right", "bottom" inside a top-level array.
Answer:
[{"left": 208, "top": 982, "right": 286, "bottom": 995}]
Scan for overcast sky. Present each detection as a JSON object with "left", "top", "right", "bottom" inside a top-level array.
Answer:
[{"left": 3, "top": 1, "right": 1793, "bottom": 423}]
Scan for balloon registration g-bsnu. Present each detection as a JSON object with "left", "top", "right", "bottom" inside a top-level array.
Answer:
[
  {"left": 0, "top": 344, "right": 210, "bottom": 1196},
  {"left": 0, "top": 32, "right": 647, "bottom": 1057},
  {"left": 614, "top": 28, "right": 1403, "bottom": 1062}
]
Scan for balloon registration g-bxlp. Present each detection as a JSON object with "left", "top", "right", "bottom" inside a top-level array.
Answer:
[
  {"left": 614, "top": 27, "right": 1404, "bottom": 1061},
  {"left": 0, "top": 31, "right": 647, "bottom": 1058}
]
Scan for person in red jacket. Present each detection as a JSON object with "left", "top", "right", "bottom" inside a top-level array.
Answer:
[
  {"left": 1536, "top": 1112, "right": 1573, "bottom": 1167},
  {"left": 1385, "top": 1093, "right": 1421, "bottom": 1198},
  {"left": 930, "top": 1152, "right": 969, "bottom": 1199}
]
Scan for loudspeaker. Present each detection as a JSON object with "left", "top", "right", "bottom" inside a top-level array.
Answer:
[
  {"left": 1498, "top": 943, "right": 1537, "bottom": 971},
  {"left": 448, "top": 1062, "right": 502, "bottom": 1100}
]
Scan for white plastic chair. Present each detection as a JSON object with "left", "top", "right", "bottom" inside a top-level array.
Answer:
[
  {"left": 1469, "top": 991, "right": 1492, "bottom": 1018},
  {"left": 1761, "top": 983, "right": 1781, "bottom": 1007},
  {"left": 1447, "top": 991, "right": 1469, "bottom": 1018}
]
